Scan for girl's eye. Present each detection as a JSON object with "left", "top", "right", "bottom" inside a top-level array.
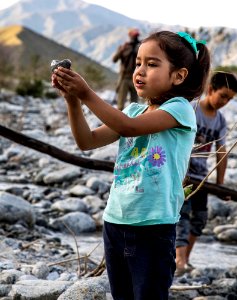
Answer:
[
  {"left": 148, "top": 62, "right": 157, "bottom": 67},
  {"left": 220, "top": 94, "right": 227, "bottom": 100},
  {"left": 135, "top": 62, "right": 141, "bottom": 67}
]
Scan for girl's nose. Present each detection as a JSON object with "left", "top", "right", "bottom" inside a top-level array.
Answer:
[{"left": 137, "top": 68, "right": 145, "bottom": 76}]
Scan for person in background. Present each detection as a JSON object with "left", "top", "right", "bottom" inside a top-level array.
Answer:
[
  {"left": 175, "top": 71, "right": 237, "bottom": 276},
  {"left": 51, "top": 30, "right": 210, "bottom": 300},
  {"left": 112, "top": 28, "right": 141, "bottom": 110}
]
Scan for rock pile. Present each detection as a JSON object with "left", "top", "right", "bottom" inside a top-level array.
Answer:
[{"left": 0, "top": 91, "right": 237, "bottom": 299}]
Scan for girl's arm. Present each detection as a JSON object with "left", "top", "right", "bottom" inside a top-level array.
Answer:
[
  {"left": 54, "top": 67, "right": 179, "bottom": 137},
  {"left": 52, "top": 74, "right": 119, "bottom": 150},
  {"left": 66, "top": 97, "right": 120, "bottom": 150},
  {"left": 216, "top": 144, "right": 227, "bottom": 184}
]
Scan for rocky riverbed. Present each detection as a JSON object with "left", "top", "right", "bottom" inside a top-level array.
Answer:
[{"left": 0, "top": 91, "right": 237, "bottom": 299}]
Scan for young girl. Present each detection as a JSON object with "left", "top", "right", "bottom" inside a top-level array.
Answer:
[{"left": 52, "top": 30, "right": 210, "bottom": 300}]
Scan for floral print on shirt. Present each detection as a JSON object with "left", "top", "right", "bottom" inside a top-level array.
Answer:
[
  {"left": 147, "top": 146, "right": 166, "bottom": 167},
  {"left": 114, "top": 136, "right": 167, "bottom": 192}
]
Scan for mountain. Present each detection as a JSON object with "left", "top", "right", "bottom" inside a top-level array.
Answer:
[
  {"left": 0, "top": 0, "right": 237, "bottom": 72},
  {"left": 0, "top": 25, "right": 117, "bottom": 89},
  {"left": 0, "top": 0, "right": 183, "bottom": 71}
]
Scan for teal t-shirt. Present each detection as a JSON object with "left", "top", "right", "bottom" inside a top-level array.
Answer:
[{"left": 103, "top": 97, "right": 197, "bottom": 225}]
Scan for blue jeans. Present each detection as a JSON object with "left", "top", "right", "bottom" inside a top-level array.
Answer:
[
  {"left": 103, "top": 221, "right": 176, "bottom": 300},
  {"left": 176, "top": 189, "right": 208, "bottom": 247}
]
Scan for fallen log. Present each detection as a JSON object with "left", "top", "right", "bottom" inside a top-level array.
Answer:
[
  {"left": 187, "top": 176, "right": 237, "bottom": 202},
  {"left": 0, "top": 124, "right": 114, "bottom": 172},
  {"left": 1, "top": 124, "right": 237, "bottom": 201}
]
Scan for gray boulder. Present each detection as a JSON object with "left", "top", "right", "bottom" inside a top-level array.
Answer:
[{"left": 0, "top": 192, "right": 35, "bottom": 227}]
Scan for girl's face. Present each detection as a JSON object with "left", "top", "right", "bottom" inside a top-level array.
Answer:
[
  {"left": 133, "top": 40, "right": 175, "bottom": 100},
  {"left": 208, "top": 86, "right": 235, "bottom": 110}
]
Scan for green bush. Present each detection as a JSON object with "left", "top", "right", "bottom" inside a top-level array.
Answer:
[
  {"left": 16, "top": 78, "right": 44, "bottom": 97},
  {"left": 83, "top": 64, "right": 106, "bottom": 90},
  {"left": 214, "top": 66, "right": 237, "bottom": 74},
  {"left": 44, "top": 90, "right": 59, "bottom": 99}
]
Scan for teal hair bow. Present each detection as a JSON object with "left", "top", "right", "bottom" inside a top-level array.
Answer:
[{"left": 177, "top": 31, "right": 206, "bottom": 55}]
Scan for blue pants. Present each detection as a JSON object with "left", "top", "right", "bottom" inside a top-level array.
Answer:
[
  {"left": 176, "top": 189, "right": 208, "bottom": 247},
  {"left": 103, "top": 221, "right": 176, "bottom": 300}
]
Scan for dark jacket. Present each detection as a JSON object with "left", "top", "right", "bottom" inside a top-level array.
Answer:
[{"left": 113, "top": 37, "right": 140, "bottom": 78}]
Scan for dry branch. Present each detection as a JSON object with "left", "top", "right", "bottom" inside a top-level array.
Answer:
[
  {"left": 171, "top": 284, "right": 210, "bottom": 291},
  {"left": 187, "top": 176, "right": 237, "bottom": 201},
  {"left": 1, "top": 124, "right": 237, "bottom": 201},
  {"left": 0, "top": 124, "right": 114, "bottom": 172}
]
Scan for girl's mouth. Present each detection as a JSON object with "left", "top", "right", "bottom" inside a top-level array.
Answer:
[{"left": 135, "top": 79, "right": 145, "bottom": 88}]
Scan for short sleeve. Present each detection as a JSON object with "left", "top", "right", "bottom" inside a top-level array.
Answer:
[
  {"left": 159, "top": 97, "right": 197, "bottom": 132},
  {"left": 217, "top": 113, "right": 227, "bottom": 146}
]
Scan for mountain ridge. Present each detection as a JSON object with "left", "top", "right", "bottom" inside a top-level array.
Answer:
[
  {"left": 0, "top": 0, "right": 236, "bottom": 72},
  {"left": 0, "top": 24, "right": 117, "bottom": 89}
]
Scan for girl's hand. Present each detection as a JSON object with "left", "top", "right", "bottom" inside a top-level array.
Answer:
[
  {"left": 51, "top": 73, "right": 66, "bottom": 93},
  {"left": 52, "top": 67, "right": 91, "bottom": 100}
]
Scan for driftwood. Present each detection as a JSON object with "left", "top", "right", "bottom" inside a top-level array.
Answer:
[
  {"left": 170, "top": 284, "right": 210, "bottom": 291},
  {"left": 188, "top": 176, "right": 237, "bottom": 202},
  {"left": 0, "top": 124, "right": 114, "bottom": 172},
  {"left": 1, "top": 124, "right": 237, "bottom": 201}
]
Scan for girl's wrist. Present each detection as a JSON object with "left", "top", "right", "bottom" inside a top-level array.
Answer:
[
  {"left": 65, "top": 95, "right": 80, "bottom": 105},
  {"left": 79, "top": 86, "right": 94, "bottom": 102},
  {"left": 80, "top": 87, "right": 98, "bottom": 104}
]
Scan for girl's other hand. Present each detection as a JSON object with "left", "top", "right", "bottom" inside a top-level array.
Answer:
[
  {"left": 53, "top": 67, "right": 91, "bottom": 100},
  {"left": 51, "top": 73, "right": 65, "bottom": 91}
]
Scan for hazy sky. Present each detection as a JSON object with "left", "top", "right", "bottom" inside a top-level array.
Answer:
[{"left": 0, "top": 0, "right": 236, "bottom": 29}]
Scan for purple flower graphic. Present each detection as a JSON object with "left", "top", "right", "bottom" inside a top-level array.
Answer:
[{"left": 148, "top": 146, "right": 166, "bottom": 167}]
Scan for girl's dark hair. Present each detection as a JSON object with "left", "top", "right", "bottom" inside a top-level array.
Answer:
[
  {"left": 142, "top": 31, "right": 211, "bottom": 103},
  {"left": 211, "top": 72, "right": 237, "bottom": 93}
]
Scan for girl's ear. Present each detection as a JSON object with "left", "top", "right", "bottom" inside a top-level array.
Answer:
[
  {"left": 207, "top": 85, "right": 213, "bottom": 94},
  {"left": 173, "top": 68, "right": 188, "bottom": 85}
]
